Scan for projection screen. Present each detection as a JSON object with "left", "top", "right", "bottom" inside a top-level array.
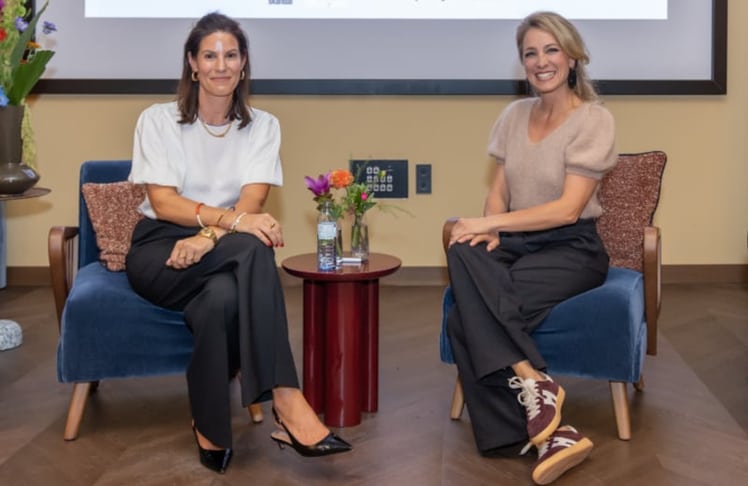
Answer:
[{"left": 31, "top": 0, "right": 727, "bottom": 95}]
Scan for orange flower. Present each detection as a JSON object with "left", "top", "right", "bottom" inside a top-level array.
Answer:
[{"left": 329, "top": 169, "right": 354, "bottom": 189}]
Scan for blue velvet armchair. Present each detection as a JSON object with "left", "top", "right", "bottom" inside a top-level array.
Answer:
[
  {"left": 48, "top": 160, "right": 262, "bottom": 441},
  {"left": 440, "top": 151, "right": 666, "bottom": 440}
]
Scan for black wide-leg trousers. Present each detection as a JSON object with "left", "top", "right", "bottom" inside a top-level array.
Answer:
[
  {"left": 126, "top": 218, "right": 299, "bottom": 449},
  {"left": 445, "top": 219, "right": 608, "bottom": 454}
]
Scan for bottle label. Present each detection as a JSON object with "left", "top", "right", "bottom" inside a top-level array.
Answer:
[{"left": 317, "top": 221, "right": 337, "bottom": 239}]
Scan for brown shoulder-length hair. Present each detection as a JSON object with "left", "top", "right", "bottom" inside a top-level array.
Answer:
[
  {"left": 176, "top": 12, "right": 252, "bottom": 128},
  {"left": 516, "top": 11, "right": 598, "bottom": 102}
]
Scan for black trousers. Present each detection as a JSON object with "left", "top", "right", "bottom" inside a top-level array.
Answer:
[
  {"left": 126, "top": 218, "right": 299, "bottom": 449},
  {"left": 445, "top": 219, "right": 608, "bottom": 455}
]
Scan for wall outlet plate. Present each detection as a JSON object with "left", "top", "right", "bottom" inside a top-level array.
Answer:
[
  {"left": 350, "top": 159, "right": 408, "bottom": 198},
  {"left": 415, "top": 163, "right": 432, "bottom": 194}
]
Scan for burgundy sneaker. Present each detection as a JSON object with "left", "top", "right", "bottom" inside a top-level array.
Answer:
[
  {"left": 530, "top": 425, "right": 593, "bottom": 485},
  {"left": 508, "top": 373, "right": 565, "bottom": 445}
]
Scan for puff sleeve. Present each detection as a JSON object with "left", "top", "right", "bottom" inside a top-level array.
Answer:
[
  {"left": 487, "top": 100, "right": 525, "bottom": 163},
  {"left": 238, "top": 111, "right": 283, "bottom": 187},
  {"left": 130, "top": 104, "right": 186, "bottom": 189},
  {"left": 565, "top": 103, "right": 617, "bottom": 180}
]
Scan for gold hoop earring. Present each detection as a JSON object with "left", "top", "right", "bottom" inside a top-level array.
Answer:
[
  {"left": 191, "top": 71, "right": 198, "bottom": 82},
  {"left": 240, "top": 70, "right": 245, "bottom": 80}
]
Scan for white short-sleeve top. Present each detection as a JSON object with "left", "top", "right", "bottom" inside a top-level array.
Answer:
[{"left": 129, "top": 101, "right": 283, "bottom": 219}]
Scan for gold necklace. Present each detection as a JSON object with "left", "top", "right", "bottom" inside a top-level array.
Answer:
[{"left": 199, "top": 117, "right": 232, "bottom": 138}]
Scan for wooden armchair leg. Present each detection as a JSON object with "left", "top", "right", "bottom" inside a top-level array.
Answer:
[
  {"left": 609, "top": 381, "right": 632, "bottom": 441},
  {"left": 247, "top": 403, "right": 264, "bottom": 423},
  {"left": 450, "top": 376, "right": 465, "bottom": 420},
  {"left": 64, "top": 382, "right": 92, "bottom": 441}
]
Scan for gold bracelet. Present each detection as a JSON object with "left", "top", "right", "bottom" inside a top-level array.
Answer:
[
  {"left": 216, "top": 207, "right": 234, "bottom": 228},
  {"left": 229, "top": 211, "right": 248, "bottom": 233}
]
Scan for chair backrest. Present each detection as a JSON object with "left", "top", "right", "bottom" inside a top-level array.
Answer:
[
  {"left": 596, "top": 151, "right": 667, "bottom": 272},
  {"left": 78, "top": 160, "right": 132, "bottom": 268}
]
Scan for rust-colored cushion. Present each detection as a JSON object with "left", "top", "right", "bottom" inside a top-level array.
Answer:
[
  {"left": 81, "top": 182, "right": 145, "bottom": 271},
  {"left": 596, "top": 151, "right": 667, "bottom": 271}
]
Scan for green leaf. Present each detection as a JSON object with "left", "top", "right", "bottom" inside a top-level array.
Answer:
[
  {"left": 7, "top": 50, "right": 53, "bottom": 104},
  {"left": 7, "top": 1, "right": 49, "bottom": 95}
]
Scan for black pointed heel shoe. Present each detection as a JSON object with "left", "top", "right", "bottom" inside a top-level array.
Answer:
[
  {"left": 192, "top": 425, "right": 233, "bottom": 473},
  {"left": 270, "top": 407, "right": 352, "bottom": 457}
]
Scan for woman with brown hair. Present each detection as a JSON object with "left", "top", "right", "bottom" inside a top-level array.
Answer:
[{"left": 125, "top": 12, "right": 351, "bottom": 473}]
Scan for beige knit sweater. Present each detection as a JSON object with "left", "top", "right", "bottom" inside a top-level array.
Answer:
[{"left": 486, "top": 98, "right": 617, "bottom": 220}]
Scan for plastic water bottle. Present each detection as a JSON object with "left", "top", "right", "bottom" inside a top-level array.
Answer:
[{"left": 317, "top": 200, "right": 338, "bottom": 271}]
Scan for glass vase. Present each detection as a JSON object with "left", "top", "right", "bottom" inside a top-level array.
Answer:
[
  {"left": 335, "top": 223, "right": 343, "bottom": 265},
  {"left": 350, "top": 213, "right": 369, "bottom": 261}
]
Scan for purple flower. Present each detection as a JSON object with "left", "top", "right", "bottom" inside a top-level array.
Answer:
[
  {"left": 42, "top": 21, "right": 57, "bottom": 35},
  {"left": 14, "top": 17, "right": 28, "bottom": 33},
  {"left": 0, "top": 2, "right": 5, "bottom": 11},
  {"left": 304, "top": 173, "right": 331, "bottom": 198}
]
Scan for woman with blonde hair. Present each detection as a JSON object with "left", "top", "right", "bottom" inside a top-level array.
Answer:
[{"left": 446, "top": 11, "right": 616, "bottom": 484}]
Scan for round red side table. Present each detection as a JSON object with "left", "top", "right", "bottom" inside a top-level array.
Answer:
[{"left": 281, "top": 252, "right": 401, "bottom": 427}]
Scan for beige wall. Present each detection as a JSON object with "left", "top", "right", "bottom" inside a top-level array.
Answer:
[{"left": 6, "top": 3, "right": 748, "bottom": 269}]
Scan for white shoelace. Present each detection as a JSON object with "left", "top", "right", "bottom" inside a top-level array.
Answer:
[
  {"left": 508, "top": 376, "right": 541, "bottom": 420},
  {"left": 519, "top": 441, "right": 535, "bottom": 456},
  {"left": 535, "top": 436, "right": 552, "bottom": 458}
]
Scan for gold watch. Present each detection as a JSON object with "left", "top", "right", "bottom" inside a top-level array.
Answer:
[{"left": 197, "top": 226, "right": 218, "bottom": 244}]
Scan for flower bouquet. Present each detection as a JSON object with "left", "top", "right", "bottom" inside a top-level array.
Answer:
[
  {"left": 0, "top": 0, "right": 56, "bottom": 107},
  {"left": 305, "top": 167, "right": 410, "bottom": 260},
  {"left": 305, "top": 170, "right": 348, "bottom": 258},
  {"left": 0, "top": 0, "right": 56, "bottom": 193}
]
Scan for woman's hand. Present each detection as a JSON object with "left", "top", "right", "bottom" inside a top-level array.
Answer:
[
  {"left": 449, "top": 217, "right": 500, "bottom": 251},
  {"left": 234, "top": 212, "right": 284, "bottom": 248},
  {"left": 166, "top": 235, "right": 215, "bottom": 269}
]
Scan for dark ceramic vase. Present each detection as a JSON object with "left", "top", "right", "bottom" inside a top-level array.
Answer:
[{"left": 0, "top": 105, "right": 39, "bottom": 195}]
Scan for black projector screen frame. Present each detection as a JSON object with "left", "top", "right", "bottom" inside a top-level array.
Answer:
[{"left": 31, "top": 0, "right": 727, "bottom": 96}]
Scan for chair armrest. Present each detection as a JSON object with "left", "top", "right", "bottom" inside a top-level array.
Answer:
[
  {"left": 642, "top": 225, "right": 661, "bottom": 356},
  {"left": 48, "top": 226, "right": 79, "bottom": 332},
  {"left": 442, "top": 218, "right": 458, "bottom": 254}
]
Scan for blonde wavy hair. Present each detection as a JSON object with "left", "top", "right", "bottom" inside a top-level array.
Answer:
[{"left": 516, "top": 11, "right": 598, "bottom": 101}]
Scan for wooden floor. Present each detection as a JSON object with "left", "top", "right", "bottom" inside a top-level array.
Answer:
[{"left": 0, "top": 281, "right": 746, "bottom": 485}]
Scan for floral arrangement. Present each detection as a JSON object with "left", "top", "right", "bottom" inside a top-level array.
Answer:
[
  {"left": 305, "top": 168, "right": 385, "bottom": 220},
  {"left": 305, "top": 167, "right": 411, "bottom": 256},
  {"left": 0, "top": 0, "right": 56, "bottom": 106},
  {"left": 0, "top": 0, "right": 56, "bottom": 168},
  {"left": 304, "top": 169, "right": 349, "bottom": 221}
]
